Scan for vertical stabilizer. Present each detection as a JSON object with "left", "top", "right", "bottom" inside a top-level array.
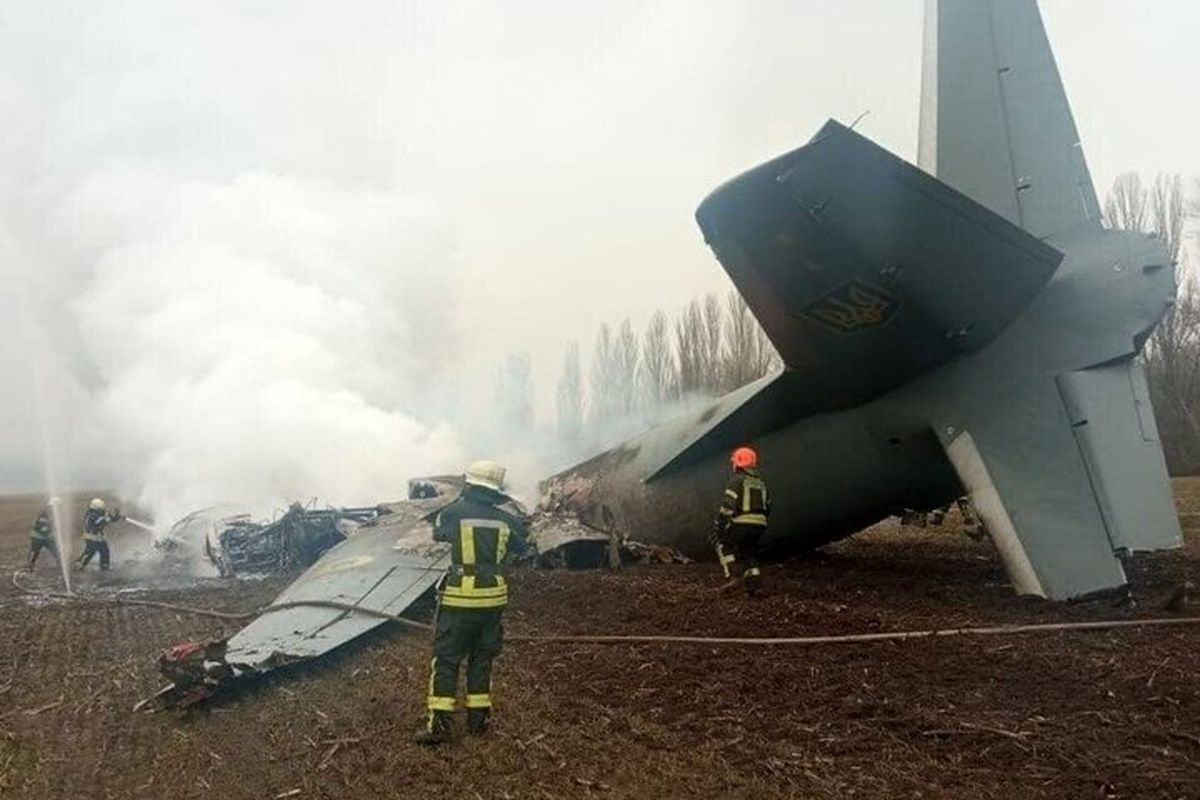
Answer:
[{"left": 919, "top": 0, "right": 1101, "bottom": 240}]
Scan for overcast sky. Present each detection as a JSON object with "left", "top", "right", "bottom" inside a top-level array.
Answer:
[{"left": 1, "top": 0, "right": 1196, "bottom": 497}]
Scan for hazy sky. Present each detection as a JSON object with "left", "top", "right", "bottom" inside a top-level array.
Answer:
[{"left": 0, "top": 0, "right": 1196, "bottom": 498}]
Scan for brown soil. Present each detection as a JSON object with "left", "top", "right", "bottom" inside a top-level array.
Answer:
[{"left": 1, "top": 487, "right": 1198, "bottom": 799}]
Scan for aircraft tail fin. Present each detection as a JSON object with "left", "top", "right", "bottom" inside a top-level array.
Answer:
[{"left": 919, "top": 0, "right": 1101, "bottom": 239}]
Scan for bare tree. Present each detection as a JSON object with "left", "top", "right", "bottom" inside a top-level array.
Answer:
[
  {"left": 614, "top": 318, "right": 640, "bottom": 416},
  {"left": 640, "top": 310, "right": 677, "bottom": 407},
  {"left": 700, "top": 294, "right": 724, "bottom": 392},
  {"left": 720, "top": 290, "right": 776, "bottom": 391},
  {"left": 494, "top": 350, "right": 534, "bottom": 437},
  {"left": 674, "top": 300, "right": 705, "bottom": 396},
  {"left": 1104, "top": 172, "right": 1148, "bottom": 232},
  {"left": 556, "top": 341, "right": 583, "bottom": 445},
  {"left": 589, "top": 323, "right": 621, "bottom": 425}
]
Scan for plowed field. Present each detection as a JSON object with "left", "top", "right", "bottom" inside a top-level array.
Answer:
[{"left": 1, "top": 486, "right": 1198, "bottom": 799}]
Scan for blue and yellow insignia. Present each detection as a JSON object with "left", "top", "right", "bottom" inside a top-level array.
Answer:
[{"left": 799, "top": 280, "right": 898, "bottom": 333}]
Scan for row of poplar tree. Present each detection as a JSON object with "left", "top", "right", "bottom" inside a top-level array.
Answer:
[{"left": 491, "top": 290, "right": 780, "bottom": 453}]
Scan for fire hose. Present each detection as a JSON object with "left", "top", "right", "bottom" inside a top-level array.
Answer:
[{"left": 13, "top": 571, "right": 1200, "bottom": 646}]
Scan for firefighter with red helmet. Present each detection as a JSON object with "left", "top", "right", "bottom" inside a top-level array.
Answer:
[{"left": 711, "top": 446, "right": 770, "bottom": 596}]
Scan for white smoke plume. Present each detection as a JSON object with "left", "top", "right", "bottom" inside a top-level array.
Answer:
[
  {"left": 0, "top": 3, "right": 473, "bottom": 524},
  {"left": 71, "top": 172, "right": 465, "bottom": 524}
]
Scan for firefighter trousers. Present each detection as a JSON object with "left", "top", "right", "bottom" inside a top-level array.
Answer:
[
  {"left": 426, "top": 607, "right": 504, "bottom": 718},
  {"left": 79, "top": 540, "right": 110, "bottom": 570},
  {"left": 28, "top": 537, "right": 59, "bottom": 567},
  {"left": 721, "top": 522, "right": 764, "bottom": 580}
]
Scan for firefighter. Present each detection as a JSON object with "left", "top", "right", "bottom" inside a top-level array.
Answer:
[
  {"left": 27, "top": 503, "right": 59, "bottom": 570},
  {"left": 414, "top": 460, "right": 529, "bottom": 746},
  {"left": 711, "top": 445, "right": 770, "bottom": 596},
  {"left": 77, "top": 498, "right": 121, "bottom": 571}
]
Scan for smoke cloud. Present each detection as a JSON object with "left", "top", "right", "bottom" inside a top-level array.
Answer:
[{"left": 72, "top": 172, "right": 465, "bottom": 523}]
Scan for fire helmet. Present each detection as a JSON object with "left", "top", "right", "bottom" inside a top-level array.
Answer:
[
  {"left": 464, "top": 460, "right": 506, "bottom": 492},
  {"left": 89, "top": 498, "right": 107, "bottom": 511},
  {"left": 731, "top": 446, "right": 758, "bottom": 470}
]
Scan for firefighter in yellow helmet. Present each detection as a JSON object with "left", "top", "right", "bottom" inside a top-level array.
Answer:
[
  {"left": 77, "top": 498, "right": 121, "bottom": 571},
  {"left": 710, "top": 446, "right": 770, "bottom": 596},
  {"left": 414, "top": 460, "right": 530, "bottom": 746}
]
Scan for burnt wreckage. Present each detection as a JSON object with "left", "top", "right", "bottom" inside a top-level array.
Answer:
[
  {"left": 202, "top": 504, "right": 384, "bottom": 577},
  {"left": 143, "top": 479, "right": 680, "bottom": 708}
]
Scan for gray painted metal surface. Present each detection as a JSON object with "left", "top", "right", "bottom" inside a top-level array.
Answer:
[
  {"left": 225, "top": 496, "right": 452, "bottom": 672},
  {"left": 918, "top": 0, "right": 1101, "bottom": 239},
  {"left": 544, "top": 0, "right": 1181, "bottom": 600}
]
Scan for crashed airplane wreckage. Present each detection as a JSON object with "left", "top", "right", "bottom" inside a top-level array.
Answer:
[
  {"left": 144, "top": 0, "right": 1182, "bottom": 708},
  {"left": 144, "top": 482, "right": 683, "bottom": 709},
  {"left": 545, "top": 0, "right": 1183, "bottom": 602}
]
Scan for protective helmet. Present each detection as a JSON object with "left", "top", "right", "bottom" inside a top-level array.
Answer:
[
  {"left": 731, "top": 446, "right": 758, "bottom": 470},
  {"left": 89, "top": 498, "right": 107, "bottom": 511},
  {"left": 464, "top": 460, "right": 506, "bottom": 492}
]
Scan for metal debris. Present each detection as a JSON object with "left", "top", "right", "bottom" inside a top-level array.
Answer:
[{"left": 202, "top": 503, "right": 383, "bottom": 577}]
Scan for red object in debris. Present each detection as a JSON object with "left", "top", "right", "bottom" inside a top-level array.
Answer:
[{"left": 162, "top": 642, "right": 206, "bottom": 662}]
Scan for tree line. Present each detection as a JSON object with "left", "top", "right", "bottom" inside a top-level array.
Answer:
[{"left": 554, "top": 290, "right": 780, "bottom": 449}]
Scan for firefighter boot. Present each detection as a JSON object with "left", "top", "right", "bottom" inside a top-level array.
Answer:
[
  {"left": 413, "top": 711, "right": 452, "bottom": 746},
  {"left": 743, "top": 567, "right": 763, "bottom": 597},
  {"left": 467, "top": 708, "right": 490, "bottom": 736}
]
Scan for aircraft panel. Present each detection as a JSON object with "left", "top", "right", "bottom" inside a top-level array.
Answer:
[
  {"left": 696, "top": 120, "right": 1061, "bottom": 414},
  {"left": 225, "top": 513, "right": 449, "bottom": 671},
  {"left": 1058, "top": 360, "right": 1183, "bottom": 553},
  {"left": 919, "top": 0, "right": 1101, "bottom": 239},
  {"left": 942, "top": 376, "right": 1127, "bottom": 599}
]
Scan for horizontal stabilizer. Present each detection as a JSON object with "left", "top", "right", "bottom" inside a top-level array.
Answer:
[
  {"left": 943, "top": 377, "right": 1127, "bottom": 599},
  {"left": 697, "top": 120, "right": 1062, "bottom": 416}
]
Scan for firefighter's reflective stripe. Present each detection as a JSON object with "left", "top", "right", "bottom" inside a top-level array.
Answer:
[
  {"left": 741, "top": 477, "right": 767, "bottom": 513},
  {"left": 31, "top": 525, "right": 50, "bottom": 541},
  {"left": 459, "top": 521, "right": 477, "bottom": 566},
  {"left": 716, "top": 544, "right": 736, "bottom": 578},
  {"left": 83, "top": 532, "right": 105, "bottom": 542},
  {"left": 427, "top": 657, "right": 456, "bottom": 714},
  {"left": 724, "top": 489, "right": 738, "bottom": 499},
  {"left": 744, "top": 566, "right": 761, "bottom": 577},
  {"left": 443, "top": 577, "right": 507, "bottom": 598},
  {"left": 733, "top": 476, "right": 768, "bottom": 525},
  {"left": 443, "top": 518, "right": 511, "bottom": 609},
  {"left": 465, "top": 693, "right": 491, "bottom": 709},
  {"left": 442, "top": 576, "right": 508, "bottom": 608},
  {"left": 427, "top": 695, "right": 456, "bottom": 711},
  {"left": 496, "top": 527, "right": 510, "bottom": 562},
  {"left": 441, "top": 592, "right": 508, "bottom": 609}
]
